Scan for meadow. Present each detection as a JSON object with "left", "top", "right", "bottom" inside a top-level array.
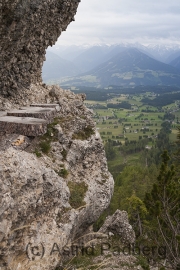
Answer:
[{"left": 90, "top": 92, "right": 178, "bottom": 144}]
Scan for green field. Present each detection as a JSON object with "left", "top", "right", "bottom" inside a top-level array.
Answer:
[
  {"left": 94, "top": 108, "right": 171, "bottom": 143},
  {"left": 88, "top": 92, "right": 179, "bottom": 144}
]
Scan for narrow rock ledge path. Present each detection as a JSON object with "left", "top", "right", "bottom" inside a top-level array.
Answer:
[{"left": 0, "top": 104, "right": 60, "bottom": 136}]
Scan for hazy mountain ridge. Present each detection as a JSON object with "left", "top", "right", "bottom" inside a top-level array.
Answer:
[
  {"left": 43, "top": 44, "right": 180, "bottom": 87},
  {"left": 141, "top": 44, "right": 180, "bottom": 63},
  {"left": 166, "top": 50, "right": 180, "bottom": 64},
  {"left": 59, "top": 48, "right": 180, "bottom": 88},
  {"left": 71, "top": 46, "right": 109, "bottom": 72},
  {"left": 42, "top": 51, "right": 80, "bottom": 81},
  {"left": 46, "top": 43, "right": 180, "bottom": 64},
  {"left": 170, "top": 56, "right": 180, "bottom": 70}
]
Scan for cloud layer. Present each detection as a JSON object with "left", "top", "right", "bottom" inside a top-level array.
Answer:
[{"left": 57, "top": 0, "right": 180, "bottom": 46}]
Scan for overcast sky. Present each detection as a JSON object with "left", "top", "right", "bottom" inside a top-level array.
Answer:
[{"left": 56, "top": 0, "right": 180, "bottom": 46}]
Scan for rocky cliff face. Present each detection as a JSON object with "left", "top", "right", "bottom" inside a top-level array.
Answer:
[
  {"left": 0, "top": 1, "right": 135, "bottom": 269},
  {"left": 0, "top": 0, "right": 80, "bottom": 99},
  {"left": 0, "top": 86, "right": 114, "bottom": 270}
]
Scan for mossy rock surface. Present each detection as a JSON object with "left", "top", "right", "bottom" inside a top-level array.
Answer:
[{"left": 68, "top": 181, "right": 88, "bottom": 209}]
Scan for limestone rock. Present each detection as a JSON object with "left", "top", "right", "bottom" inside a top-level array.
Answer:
[
  {"left": 99, "top": 210, "right": 135, "bottom": 244},
  {"left": 0, "top": 87, "right": 114, "bottom": 270},
  {"left": 0, "top": 116, "right": 47, "bottom": 136},
  {"left": 0, "top": 1, "right": 133, "bottom": 269},
  {"left": 0, "top": 0, "right": 81, "bottom": 98}
]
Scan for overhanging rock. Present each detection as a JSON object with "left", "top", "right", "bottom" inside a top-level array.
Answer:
[{"left": 0, "top": 0, "right": 81, "bottom": 97}]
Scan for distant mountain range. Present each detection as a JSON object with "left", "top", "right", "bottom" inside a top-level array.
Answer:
[
  {"left": 170, "top": 56, "right": 180, "bottom": 71},
  {"left": 71, "top": 45, "right": 129, "bottom": 72},
  {"left": 42, "top": 44, "right": 180, "bottom": 87},
  {"left": 42, "top": 51, "right": 80, "bottom": 81},
  {"left": 46, "top": 43, "right": 180, "bottom": 65},
  {"left": 139, "top": 44, "right": 180, "bottom": 63}
]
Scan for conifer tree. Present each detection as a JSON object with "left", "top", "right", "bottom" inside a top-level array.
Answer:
[
  {"left": 173, "top": 126, "right": 180, "bottom": 176},
  {"left": 144, "top": 150, "right": 180, "bottom": 269},
  {"left": 127, "top": 192, "right": 148, "bottom": 237}
]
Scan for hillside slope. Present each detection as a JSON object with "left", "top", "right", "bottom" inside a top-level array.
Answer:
[
  {"left": 42, "top": 51, "right": 80, "bottom": 82},
  {"left": 62, "top": 48, "right": 180, "bottom": 87},
  {"left": 72, "top": 45, "right": 111, "bottom": 72},
  {"left": 170, "top": 56, "right": 180, "bottom": 71}
]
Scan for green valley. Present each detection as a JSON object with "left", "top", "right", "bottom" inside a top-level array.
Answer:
[{"left": 83, "top": 89, "right": 180, "bottom": 176}]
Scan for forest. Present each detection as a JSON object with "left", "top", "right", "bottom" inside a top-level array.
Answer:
[
  {"left": 142, "top": 92, "right": 180, "bottom": 107},
  {"left": 107, "top": 101, "right": 131, "bottom": 109}
]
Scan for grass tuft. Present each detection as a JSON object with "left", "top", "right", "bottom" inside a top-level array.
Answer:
[
  {"left": 39, "top": 141, "right": 51, "bottom": 154},
  {"left": 34, "top": 148, "right": 42, "bottom": 157},
  {"left": 72, "top": 125, "right": 95, "bottom": 140},
  {"left": 57, "top": 167, "right": 69, "bottom": 178},
  {"left": 68, "top": 181, "right": 88, "bottom": 209}
]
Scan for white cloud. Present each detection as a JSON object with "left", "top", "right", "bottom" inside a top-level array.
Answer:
[{"left": 55, "top": 0, "right": 180, "bottom": 46}]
